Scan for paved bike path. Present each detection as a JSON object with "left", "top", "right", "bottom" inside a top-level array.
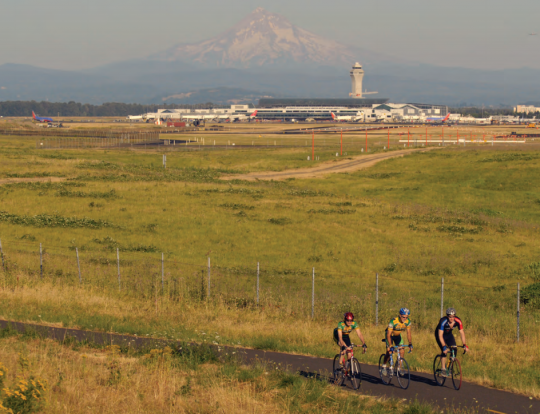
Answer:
[{"left": 0, "top": 320, "right": 537, "bottom": 414}]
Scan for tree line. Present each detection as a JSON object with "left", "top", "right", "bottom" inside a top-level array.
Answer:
[
  {"left": 0, "top": 101, "right": 227, "bottom": 117},
  {"left": 448, "top": 107, "right": 515, "bottom": 118}
]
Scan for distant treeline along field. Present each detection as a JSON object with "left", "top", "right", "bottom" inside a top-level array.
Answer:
[
  {"left": 0, "top": 101, "right": 228, "bottom": 117},
  {"left": 0, "top": 100, "right": 522, "bottom": 118}
]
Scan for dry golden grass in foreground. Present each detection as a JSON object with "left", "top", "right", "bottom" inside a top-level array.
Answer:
[
  {"left": 1, "top": 282, "right": 539, "bottom": 400},
  {"left": 0, "top": 333, "right": 439, "bottom": 414}
]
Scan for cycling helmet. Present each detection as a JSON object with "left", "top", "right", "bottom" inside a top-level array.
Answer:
[
  {"left": 344, "top": 312, "right": 354, "bottom": 321},
  {"left": 446, "top": 307, "right": 456, "bottom": 316},
  {"left": 399, "top": 308, "right": 410, "bottom": 316}
]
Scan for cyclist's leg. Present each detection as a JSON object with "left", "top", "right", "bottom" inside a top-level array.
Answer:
[
  {"left": 435, "top": 330, "right": 447, "bottom": 370},
  {"left": 397, "top": 335, "right": 405, "bottom": 368},
  {"left": 333, "top": 330, "right": 344, "bottom": 365},
  {"left": 441, "top": 334, "right": 456, "bottom": 375},
  {"left": 383, "top": 337, "right": 391, "bottom": 364},
  {"left": 340, "top": 336, "right": 352, "bottom": 365},
  {"left": 384, "top": 335, "right": 399, "bottom": 364}
]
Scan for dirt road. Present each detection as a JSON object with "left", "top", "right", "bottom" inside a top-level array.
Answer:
[
  {"left": 1, "top": 319, "right": 537, "bottom": 413},
  {"left": 222, "top": 148, "right": 435, "bottom": 181}
]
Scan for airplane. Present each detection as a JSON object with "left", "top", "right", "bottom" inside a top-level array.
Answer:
[
  {"left": 32, "top": 111, "right": 54, "bottom": 123},
  {"left": 424, "top": 113, "right": 451, "bottom": 123},
  {"left": 529, "top": 33, "right": 537, "bottom": 35},
  {"left": 331, "top": 111, "right": 364, "bottom": 122}
]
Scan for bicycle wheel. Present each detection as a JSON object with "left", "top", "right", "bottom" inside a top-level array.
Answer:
[
  {"left": 379, "top": 354, "right": 392, "bottom": 385},
  {"left": 349, "top": 358, "right": 362, "bottom": 390},
  {"left": 450, "top": 358, "right": 462, "bottom": 390},
  {"left": 333, "top": 355, "right": 344, "bottom": 386},
  {"left": 397, "top": 358, "right": 410, "bottom": 389},
  {"left": 433, "top": 354, "right": 446, "bottom": 386}
]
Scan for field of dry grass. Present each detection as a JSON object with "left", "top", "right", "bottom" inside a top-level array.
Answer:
[{"left": 0, "top": 128, "right": 539, "bottom": 400}]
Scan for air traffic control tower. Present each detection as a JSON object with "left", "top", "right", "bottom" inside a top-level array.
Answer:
[
  {"left": 349, "top": 62, "right": 377, "bottom": 98},
  {"left": 350, "top": 62, "right": 364, "bottom": 98}
]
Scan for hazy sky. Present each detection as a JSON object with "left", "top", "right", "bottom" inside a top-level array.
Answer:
[{"left": 1, "top": 0, "right": 539, "bottom": 71}]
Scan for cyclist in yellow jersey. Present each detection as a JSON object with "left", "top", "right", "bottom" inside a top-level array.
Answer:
[
  {"left": 333, "top": 312, "right": 367, "bottom": 367},
  {"left": 382, "top": 308, "right": 413, "bottom": 372}
]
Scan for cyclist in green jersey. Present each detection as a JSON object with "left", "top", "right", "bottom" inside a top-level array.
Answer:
[
  {"left": 381, "top": 308, "right": 413, "bottom": 373},
  {"left": 333, "top": 312, "right": 367, "bottom": 367}
]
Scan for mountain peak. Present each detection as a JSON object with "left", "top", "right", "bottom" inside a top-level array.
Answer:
[{"left": 154, "top": 8, "right": 357, "bottom": 68}]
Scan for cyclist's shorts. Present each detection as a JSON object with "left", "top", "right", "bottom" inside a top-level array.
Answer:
[
  {"left": 333, "top": 328, "right": 352, "bottom": 351},
  {"left": 434, "top": 330, "right": 456, "bottom": 351},
  {"left": 385, "top": 334, "right": 404, "bottom": 349}
]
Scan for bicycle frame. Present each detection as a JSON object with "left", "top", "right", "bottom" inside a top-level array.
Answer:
[
  {"left": 333, "top": 344, "right": 365, "bottom": 390},
  {"left": 434, "top": 345, "right": 465, "bottom": 390},
  {"left": 388, "top": 345, "right": 411, "bottom": 368},
  {"left": 379, "top": 344, "right": 411, "bottom": 389}
]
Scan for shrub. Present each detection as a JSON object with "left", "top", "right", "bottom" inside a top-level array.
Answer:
[
  {"left": 0, "top": 211, "right": 115, "bottom": 229},
  {"left": 2, "top": 376, "right": 47, "bottom": 414},
  {"left": 268, "top": 217, "right": 291, "bottom": 225},
  {"left": 527, "top": 262, "right": 540, "bottom": 281},
  {"left": 521, "top": 282, "right": 540, "bottom": 308},
  {"left": 55, "top": 189, "right": 118, "bottom": 199}
]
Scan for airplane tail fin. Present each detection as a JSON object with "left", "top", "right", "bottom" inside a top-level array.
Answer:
[
  {"left": 32, "top": 111, "right": 36, "bottom": 119},
  {"left": 331, "top": 112, "right": 336, "bottom": 120},
  {"left": 250, "top": 110, "right": 258, "bottom": 117},
  {"left": 443, "top": 113, "right": 450, "bottom": 122}
]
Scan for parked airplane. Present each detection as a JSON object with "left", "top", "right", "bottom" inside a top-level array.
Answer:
[
  {"left": 425, "top": 113, "right": 451, "bottom": 123},
  {"left": 32, "top": 111, "right": 54, "bottom": 123},
  {"left": 331, "top": 111, "right": 364, "bottom": 122}
]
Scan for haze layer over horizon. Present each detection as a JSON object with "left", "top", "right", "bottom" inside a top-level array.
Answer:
[{"left": 1, "top": 0, "right": 539, "bottom": 71}]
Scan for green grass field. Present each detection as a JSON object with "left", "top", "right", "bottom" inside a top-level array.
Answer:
[{"left": 0, "top": 132, "right": 539, "bottom": 398}]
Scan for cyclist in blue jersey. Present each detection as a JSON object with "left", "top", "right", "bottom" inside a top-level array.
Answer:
[
  {"left": 435, "top": 308, "right": 469, "bottom": 377},
  {"left": 381, "top": 307, "right": 413, "bottom": 374}
]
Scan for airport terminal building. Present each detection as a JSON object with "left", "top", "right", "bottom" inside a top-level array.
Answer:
[{"left": 143, "top": 100, "right": 448, "bottom": 123}]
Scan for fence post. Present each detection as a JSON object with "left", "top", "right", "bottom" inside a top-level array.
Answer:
[
  {"left": 117, "top": 248, "right": 121, "bottom": 290},
  {"left": 517, "top": 283, "right": 520, "bottom": 343},
  {"left": 0, "top": 238, "right": 4, "bottom": 271},
  {"left": 257, "top": 262, "right": 260, "bottom": 306},
  {"left": 40, "top": 243, "right": 43, "bottom": 278},
  {"left": 161, "top": 253, "right": 165, "bottom": 294},
  {"left": 440, "top": 277, "right": 444, "bottom": 317},
  {"left": 375, "top": 273, "right": 379, "bottom": 326},
  {"left": 207, "top": 257, "right": 211, "bottom": 297},
  {"left": 311, "top": 267, "right": 315, "bottom": 319},
  {"left": 76, "top": 248, "right": 82, "bottom": 284}
]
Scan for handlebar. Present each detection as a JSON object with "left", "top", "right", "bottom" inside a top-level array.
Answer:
[
  {"left": 443, "top": 345, "right": 469, "bottom": 355},
  {"left": 341, "top": 344, "right": 367, "bottom": 354},
  {"left": 389, "top": 346, "right": 412, "bottom": 354}
]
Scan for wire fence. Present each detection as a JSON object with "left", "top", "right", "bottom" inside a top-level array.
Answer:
[{"left": 0, "top": 236, "right": 534, "bottom": 342}]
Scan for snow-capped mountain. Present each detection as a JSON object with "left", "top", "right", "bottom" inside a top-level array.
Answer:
[{"left": 154, "top": 7, "right": 359, "bottom": 68}]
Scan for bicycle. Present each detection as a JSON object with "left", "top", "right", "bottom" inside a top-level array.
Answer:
[
  {"left": 433, "top": 345, "right": 465, "bottom": 390},
  {"left": 332, "top": 344, "right": 365, "bottom": 390},
  {"left": 378, "top": 343, "right": 411, "bottom": 389}
]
